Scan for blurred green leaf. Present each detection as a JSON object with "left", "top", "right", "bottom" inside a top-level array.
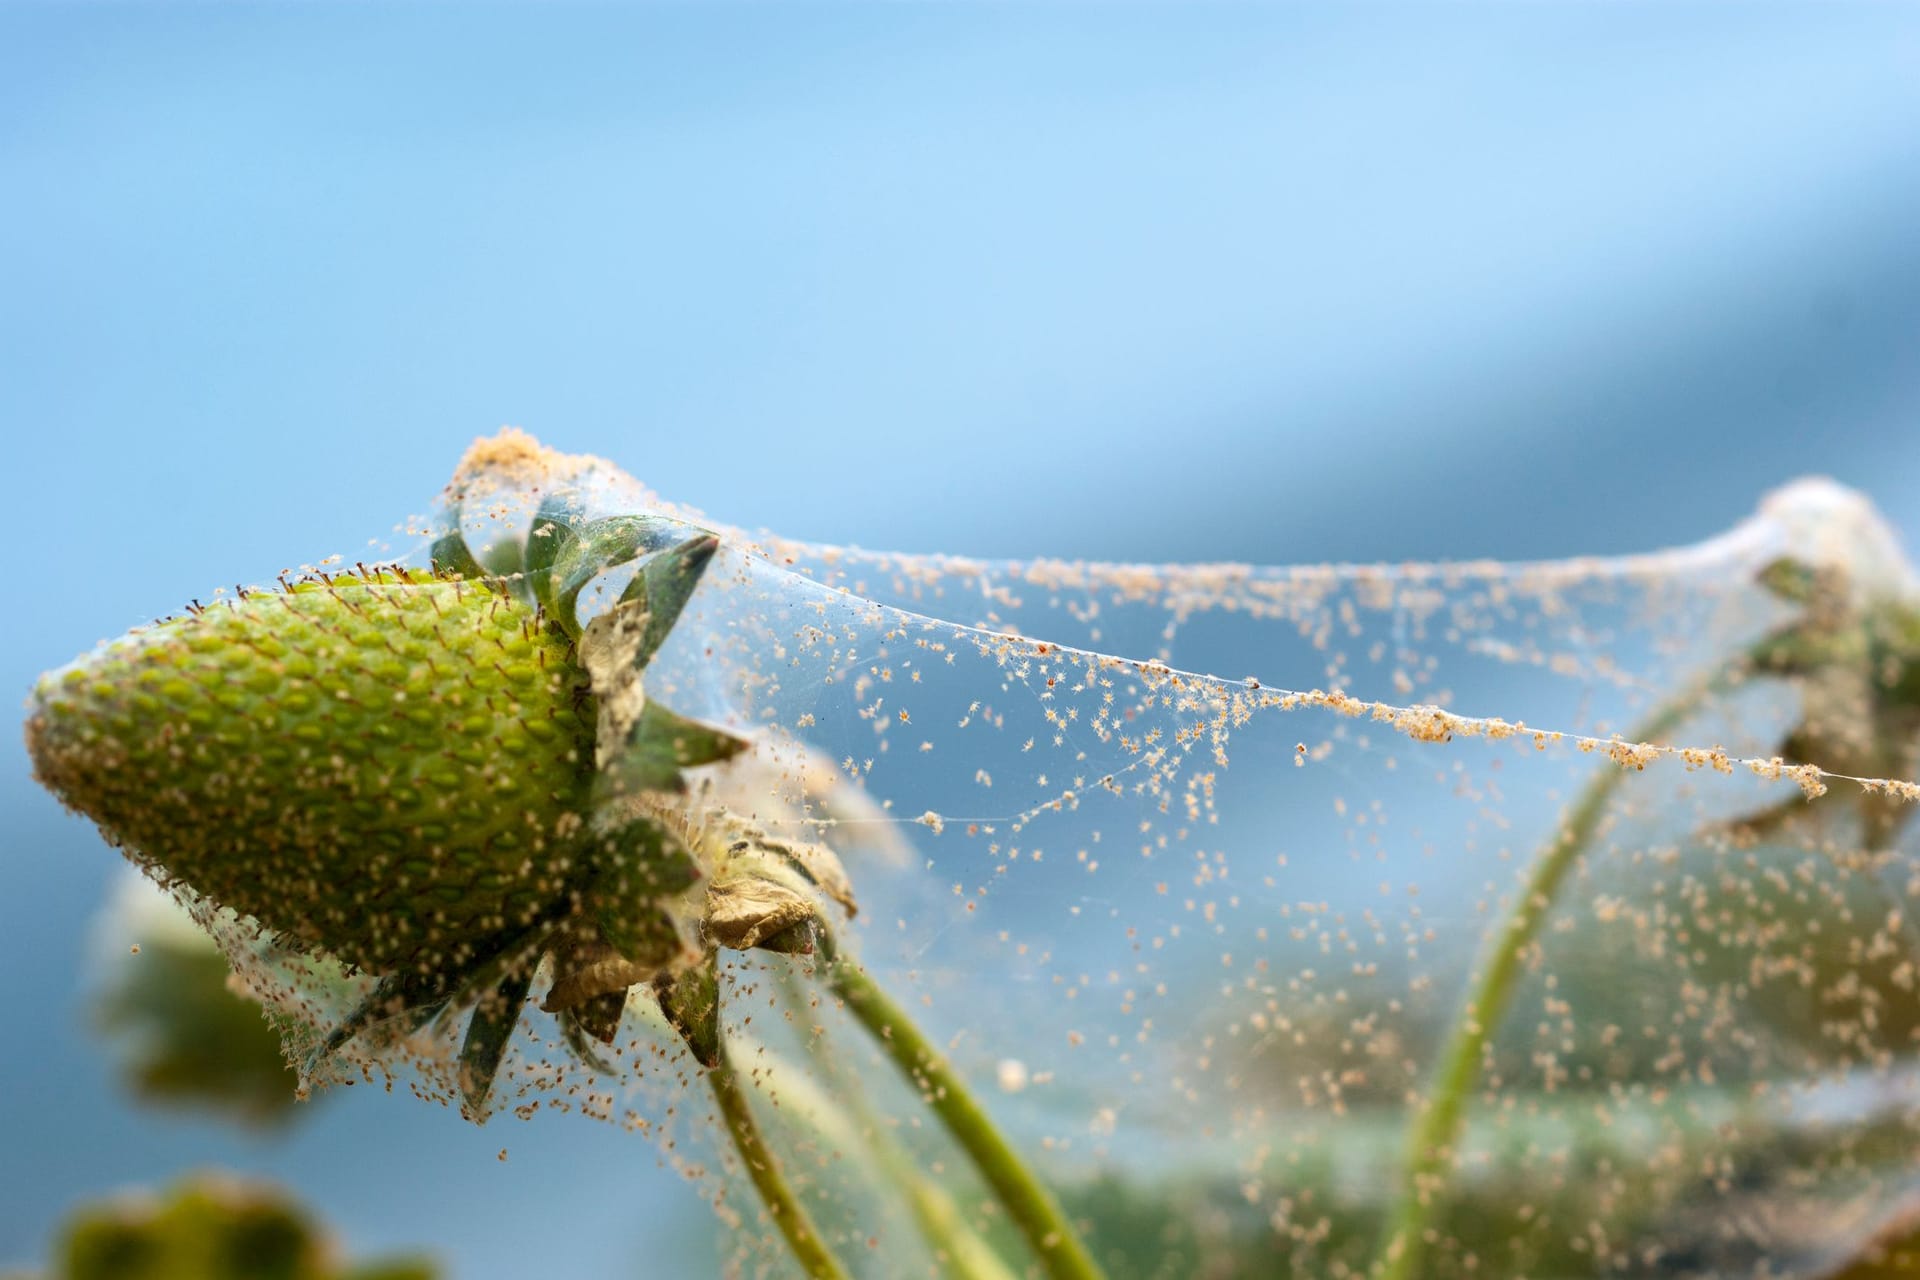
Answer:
[{"left": 36, "top": 1175, "right": 438, "bottom": 1280}]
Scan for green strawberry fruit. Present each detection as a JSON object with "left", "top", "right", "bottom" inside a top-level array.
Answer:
[
  {"left": 30, "top": 571, "right": 595, "bottom": 976},
  {"left": 27, "top": 493, "right": 746, "bottom": 1116}
]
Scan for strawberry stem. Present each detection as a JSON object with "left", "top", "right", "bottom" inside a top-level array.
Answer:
[
  {"left": 828, "top": 957, "right": 1107, "bottom": 1280},
  {"left": 709, "top": 1036, "right": 850, "bottom": 1280}
]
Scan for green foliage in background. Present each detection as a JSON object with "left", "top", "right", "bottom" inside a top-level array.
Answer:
[{"left": 11, "top": 1175, "right": 435, "bottom": 1280}]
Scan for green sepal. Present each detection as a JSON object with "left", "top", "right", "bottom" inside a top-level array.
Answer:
[
  {"left": 619, "top": 530, "right": 722, "bottom": 671},
  {"left": 592, "top": 817, "right": 702, "bottom": 898},
  {"left": 457, "top": 964, "right": 535, "bottom": 1119},
  {"left": 481, "top": 534, "right": 527, "bottom": 601},
  {"left": 310, "top": 909, "right": 564, "bottom": 1081},
  {"left": 1748, "top": 623, "right": 1846, "bottom": 677},
  {"left": 429, "top": 525, "right": 485, "bottom": 583},
  {"left": 305, "top": 970, "right": 449, "bottom": 1077},
  {"left": 589, "top": 821, "right": 700, "bottom": 967},
  {"left": 550, "top": 515, "right": 688, "bottom": 638},
  {"left": 599, "top": 907, "right": 689, "bottom": 976},
  {"left": 559, "top": 1006, "right": 620, "bottom": 1075},
  {"left": 1757, "top": 556, "right": 1822, "bottom": 605},
  {"left": 1878, "top": 598, "right": 1920, "bottom": 654},
  {"left": 653, "top": 958, "right": 721, "bottom": 1069},
  {"left": 612, "top": 702, "right": 750, "bottom": 794},
  {"left": 436, "top": 497, "right": 531, "bottom": 595},
  {"left": 523, "top": 492, "right": 582, "bottom": 613},
  {"left": 570, "top": 988, "right": 629, "bottom": 1045},
  {"left": 1879, "top": 615, "right": 1920, "bottom": 708}
]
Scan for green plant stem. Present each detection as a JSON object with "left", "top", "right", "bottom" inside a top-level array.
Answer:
[
  {"left": 1373, "top": 670, "right": 1734, "bottom": 1280},
  {"left": 776, "top": 968, "right": 1019, "bottom": 1280},
  {"left": 890, "top": 1167, "right": 1022, "bottom": 1280},
  {"left": 828, "top": 956, "right": 1108, "bottom": 1280},
  {"left": 709, "top": 1038, "right": 850, "bottom": 1280}
]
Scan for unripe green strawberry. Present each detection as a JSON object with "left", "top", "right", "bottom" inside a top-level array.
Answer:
[
  {"left": 29, "top": 476, "right": 747, "bottom": 1116},
  {"left": 27, "top": 569, "right": 598, "bottom": 976}
]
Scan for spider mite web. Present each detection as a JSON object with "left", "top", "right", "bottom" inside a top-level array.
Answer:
[{"left": 207, "top": 432, "right": 1920, "bottom": 1280}]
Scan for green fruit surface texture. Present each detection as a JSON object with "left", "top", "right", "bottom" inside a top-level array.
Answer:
[{"left": 28, "top": 570, "right": 598, "bottom": 974}]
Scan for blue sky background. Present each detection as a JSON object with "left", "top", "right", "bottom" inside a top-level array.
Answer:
[{"left": 3, "top": 5, "right": 1919, "bottom": 1277}]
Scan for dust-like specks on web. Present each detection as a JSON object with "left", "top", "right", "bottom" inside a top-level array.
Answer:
[{"left": 225, "top": 438, "right": 1920, "bottom": 1276}]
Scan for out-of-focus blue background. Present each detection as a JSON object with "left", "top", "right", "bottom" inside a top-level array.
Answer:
[{"left": 3, "top": 5, "right": 1917, "bottom": 1276}]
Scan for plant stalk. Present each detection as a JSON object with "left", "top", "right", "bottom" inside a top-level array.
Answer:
[
  {"left": 827, "top": 956, "right": 1107, "bottom": 1280},
  {"left": 1373, "top": 671, "right": 1733, "bottom": 1280},
  {"left": 709, "top": 1037, "right": 850, "bottom": 1280},
  {"left": 775, "top": 967, "right": 1019, "bottom": 1280}
]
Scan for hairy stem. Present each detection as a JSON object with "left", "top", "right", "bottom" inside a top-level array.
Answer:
[
  {"left": 1374, "top": 671, "right": 1733, "bottom": 1280},
  {"left": 709, "top": 1037, "right": 850, "bottom": 1280},
  {"left": 828, "top": 957, "right": 1107, "bottom": 1280}
]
